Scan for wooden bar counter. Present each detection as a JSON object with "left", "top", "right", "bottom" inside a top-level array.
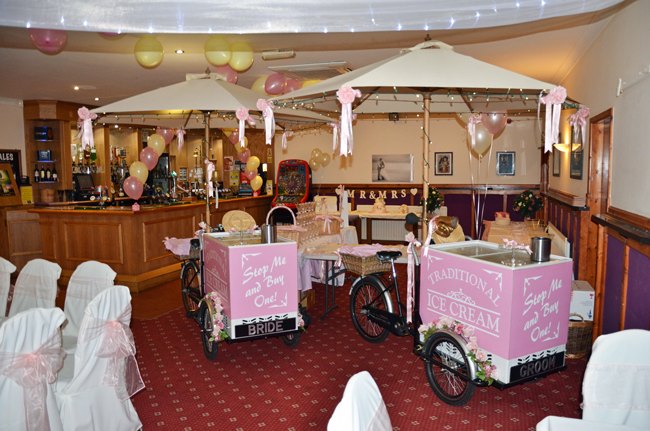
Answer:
[{"left": 30, "top": 195, "right": 272, "bottom": 292}]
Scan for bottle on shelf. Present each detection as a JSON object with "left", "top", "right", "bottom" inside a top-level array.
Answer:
[
  {"left": 34, "top": 164, "right": 40, "bottom": 183},
  {"left": 45, "top": 166, "right": 52, "bottom": 181},
  {"left": 40, "top": 165, "right": 45, "bottom": 182},
  {"left": 52, "top": 166, "right": 58, "bottom": 182}
]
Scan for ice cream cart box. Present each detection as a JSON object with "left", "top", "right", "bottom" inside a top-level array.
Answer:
[
  {"left": 202, "top": 232, "right": 298, "bottom": 339},
  {"left": 420, "top": 241, "right": 573, "bottom": 384}
]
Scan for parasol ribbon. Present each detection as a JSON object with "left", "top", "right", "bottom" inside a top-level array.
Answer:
[
  {"left": 256, "top": 99, "right": 275, "bottom": 145},
  {"left": 176, "top": 128, "right": 186, "bottom": 152},
  {"left": 281, "top": 130, "right": 293, "bottom": 150},
  {"left": 569, "top": 106, "right": 590, "bottom": 145},
  {"left": 205, "top": 159, "right": 217, "bottom": 206},
  {"left": 329, "top": 122, "right": 340, "bottom": 152},
  {"left": 336, "top": 86, "right": 361, "bottom": 156},
  {"left": 336, "top": 184, "right": 345, "bottom": 212},
  {"left": 77, "top": 106, "right": 97, "bottom": 149},
  {"left": 539, "top": 86, "right": 567, "bottom": 153},
  {"left": 405, "top": 231, "right": 421, "bottom": 324},
  {"left": 0, "top": 330, "right": 64, "bottom": 431},
  {"left": 422, "top": 216, "right": 439, "bottom": 257},
  {"left": 466, "top": 113, "right": 482, "bottom": 151},
  {"left": 235, "top": 107, "right": 256, "bottom": 147}
]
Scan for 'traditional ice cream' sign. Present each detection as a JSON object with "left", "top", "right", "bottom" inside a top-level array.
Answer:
[
  {"left": 420, "top": 242, "right": 572, "bottom": 384},
  {"left": 203, "top": 234, "right": 298, "bottom": 339}
]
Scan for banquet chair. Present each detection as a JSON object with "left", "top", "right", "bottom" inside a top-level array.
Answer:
[
  {"left": 8, "top": 258, "right": 61, "bottom": 317},
  {"left": 0, "top": 307, "right": 66, "bottom": 431},
  {"left": 581, "top": 329, "right": 650, "bottom": 428},
  {"left": 0, "top": 257, "right": 16, "bottom": 318},
  {"left": 327, "top": 371, "right": 392, "bottom": 431},
  {"left": 62, "top": 260, "right": 116, "bottom": 352},
  {"left": 55, "top": 285, "right": 143, "bottom": 431}
]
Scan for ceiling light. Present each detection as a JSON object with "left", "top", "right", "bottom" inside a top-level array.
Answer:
[
  {"left": 73, "top": 85, "right": 79, "bottom": 91},
  {"left": 175, "top": 49, "right": 184, "bottom": 54},
  {"left": 262, "top": 49, "right": 296, "bottom": 61}
]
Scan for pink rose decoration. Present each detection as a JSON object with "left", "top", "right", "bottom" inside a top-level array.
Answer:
[
  {"left": 236, "top": 107, "right": 249, "bottom": 121},
  {"left": 336, "top": 85, "right": 361, "bottom": 104}
]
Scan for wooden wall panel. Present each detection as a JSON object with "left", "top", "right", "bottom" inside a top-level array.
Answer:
[
  {"left": 142, "top": 213, "right": 197, "bottom": 263},
  {"left": 62, "top": 221, "right": 124, "bottom": 264}
]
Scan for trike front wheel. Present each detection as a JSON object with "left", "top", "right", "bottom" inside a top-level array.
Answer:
[
  {"left": 423, "top": 332, "right": 475, "bottom": 406},
  {"left": 281, "top": 331, "right": 302, "bottom": 348},
  {"left": 349, "top": 276, "right": 390, "bottom": 343},
  {"left": 200, "top": 302, "right": 219, "bottom": 361},
  {"left": 181, "top": 259, "right": 201, "bottom": 317}
]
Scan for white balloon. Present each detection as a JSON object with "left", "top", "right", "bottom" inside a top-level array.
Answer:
[{"left": 468, "top": 124, "right": 492, "bottom": 157}]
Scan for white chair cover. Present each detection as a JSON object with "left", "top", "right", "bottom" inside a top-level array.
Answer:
[
  {"left": 55, "top": 285, "right": 143, "bottom": 431},
  {"left": 582, "top": 329, "right": 650, "bottom": 428},
  {"left": 0, "top": 307, "right": 65, "bottom": 431},
  {"left": 537, "top": 415, "right": 644, "bottom": 431},
  {"left": 0, "top": 257, "right": 16, "bottom": 317},
  {"left": 62, "top": 261, "right": 116, "bottom": 351},
  {"left": 328, "top": 371, "right": 392, "bottom": 431},
  {"left": 8, "top": 259, "right": 61, "bottom": 317}
]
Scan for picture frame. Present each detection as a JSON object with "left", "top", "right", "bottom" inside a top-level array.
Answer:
[
  {"left": 552, "top": 149, "right": 561, "bottom": 177},
  {"left": 371, "top": 154, "right": 413, "bottom": 182},
  {"left": 434, "top": 152, "right": 453, "bottom": 176},
  {"left": 570, "top": 127, "right": 584, "bottom": 179},
  {"left": 496, "top": 151, "right": 516, "bottom": 176},
  {"left": 0, "top": 163, "right": 22, "bottom": 206}
]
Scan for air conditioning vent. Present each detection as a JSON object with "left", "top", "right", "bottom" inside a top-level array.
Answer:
[{"left": 268, "top": 61, "right": 351, "bottom": 80}]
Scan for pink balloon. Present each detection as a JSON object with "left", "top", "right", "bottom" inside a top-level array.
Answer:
[
  {"left": 29, "top": 29, "right": 67, "bottom": 55},
  {"left": 214, "top": 65, "right": 238, "bottom": 84},
  {"left": 156, "top": 127, "right": 175, "bottom": 145},
  {"left": 228, "top": 130, "right": 239, "bottom": 145},
  {"left": 140, "top": 146, "right": 160, "bottom": 170},
  {"left": 245, "top": 169, "right": 257, "bottom": 181},
  {"left": 283, "top": 78, "right": 303, "bottom": 94},
  {"left": 123, "top": 176, "right": 144, "bottom": 200},
  {"left": 264, "top": 73, "right": 287, "bottom": 95},
  {"left": 238, "top": 148, "right": 251, "bottom": 163},
  {"left": 480, "top": 112, "right": 508, "bottom": 136}
]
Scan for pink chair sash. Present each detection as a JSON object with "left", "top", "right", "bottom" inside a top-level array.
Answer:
[
  {"left": 81, "top": 313, "right": 144, "bottom": 400},
  {"left": 0, "top": 331, "right": 64, "bottom": 431}
]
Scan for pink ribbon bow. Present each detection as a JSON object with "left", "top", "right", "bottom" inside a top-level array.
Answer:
[
  {"left": 281, "top": 130, "right": 293, "bottom": 150},
  {"left": 235, "top": 107, "right": 256, "bottom": 147},
  {"left": 568, "top": 106, "right": 590, "bottom": 144},
  {"left": 422, "top": 216, "right": 439, "bottom": 257},
  {"left": 539, "top": 86, "right": 567, "bottom": 153},
  {"left": 315, "top": 214, "right": 343, "bottom": 234},
  {"left": 329, "top": 121, "right": 340, "bottom": 152},
  {"left": 77, "top": 106, "right": 97, "bottom": 149},
  {"left": 405, "top": 231, "right": 421, "bottom": 324},
  {"left": 256, "top": 99, "right": 276, "bottom": 145},
  {"left": 205, "top": 159, "right": 218, "bottom": 207},
  {"left": 0, "top": 331, "right": 64, "bottom": 431},
  {"left": 336, "top": 86, "right": 361, "bottom": 156},
  {"left": 176, "top": 128, "right": 186, "bottom": 152}
]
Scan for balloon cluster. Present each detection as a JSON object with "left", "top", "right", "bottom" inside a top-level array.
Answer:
[
  {"left": 224, "top": 130, "right": 264, "bottom": 192},
  {"left": 123, "top": 128, "right": 174, "bottom": 200},
  {"left": 204, "top": 37, "right": 254, "bottom": 73},
  {"left": 308, "top": 148, "right": 331, "bottom": 171},
  {"left": 251, "top": 75, "right": 322, "bottom": 96},
  {"left": 460, "top": 111, "right": 508, "bottom": 158},
  {"left": 134, "top": 36, "right": 164, "bottom": 68}
]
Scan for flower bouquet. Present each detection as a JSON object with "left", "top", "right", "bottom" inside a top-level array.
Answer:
[
  {"left": 202, "top": 292, "right": 229, "bottom": 342},
  {"left": 512, "top": 189, "right": 543, "bottom": 219},
  {"left": 419, "top": 317, "right": 496, "bottom": 384}
]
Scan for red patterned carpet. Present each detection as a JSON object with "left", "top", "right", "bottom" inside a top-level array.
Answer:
[{"left": 131, "top": 281, "right": 586, "bottom": 430}]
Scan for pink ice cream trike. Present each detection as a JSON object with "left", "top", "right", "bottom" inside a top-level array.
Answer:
[
  {"left": 347, "top": 215, "right": 573, "bottom": 405},
  {"left": 173, "top": 229, "right": 309, "bottom": 361}
]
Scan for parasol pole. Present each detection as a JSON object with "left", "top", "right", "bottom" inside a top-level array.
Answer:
[
  {"left": 422, "top": 93, "right": 431, "bottom": 240},
  {"left": 203, "top": 110, "right": 211, "bottom": 226}
]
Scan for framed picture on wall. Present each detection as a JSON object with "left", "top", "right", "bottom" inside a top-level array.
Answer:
[
  {"left": 371, "top": 154, "right": 413, "bottom": 182},
  {"left": 570, "top": 126, "right": 584, "bottom": 179},
  {"left": 0, "top": 163, "right": 22, "bottom": 206},
  {"left": 496, "top": 151, "right": 515, "bottom": 176},
  {"left": 434, "top": 152, "right": 453, "bottom": 175},
  {"left": 552, "top": 149, "right": 561, "bottom": 176}
]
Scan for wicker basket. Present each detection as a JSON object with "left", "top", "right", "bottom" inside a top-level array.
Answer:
[
  {"left": 339, "top": 253, "right": 391, "bottom": 277},
  {"left": 267, "top": 205, "right": 307, "bottom": 244},
  {"left": 566, "top": 313, "right": 593, "bottom": 359}
]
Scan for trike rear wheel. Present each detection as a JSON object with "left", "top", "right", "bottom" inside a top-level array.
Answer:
[
  {"left": 181, "top": 259, "right": 201, "bottom": 317},
  {"left": 349, "top": 276, "right": 390, "bottom": 343},
  {"left": 200, "top": 302, "right": 219, "bottom": 361},
  {"left": 281, "top": 331, "right": 302, "bottom": 347},
  {"left": 423, "top": 332, "right": 475, "bottom": 406}
]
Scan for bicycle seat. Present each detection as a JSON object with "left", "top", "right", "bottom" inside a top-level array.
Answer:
[{"left": 376, "top": 250, "right": 402, "bottom": 262}]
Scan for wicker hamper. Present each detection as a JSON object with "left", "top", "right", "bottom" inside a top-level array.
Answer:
[
  {"left": 339, "top": 253, "right": 391, "bottom": 277},
  {"left": 565, "top": 313, "right": 593, "bottom": 359}
]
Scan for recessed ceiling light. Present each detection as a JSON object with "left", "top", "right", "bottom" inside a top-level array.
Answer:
[
  {"left": 73, "top": 85, "right": 80, "bottom": 91},
  {"left": 94, "top": 97, "right": 100, "bottom": 101},
  {"left": 175, "top": 49, "right": 184, "bottom": 54}
]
